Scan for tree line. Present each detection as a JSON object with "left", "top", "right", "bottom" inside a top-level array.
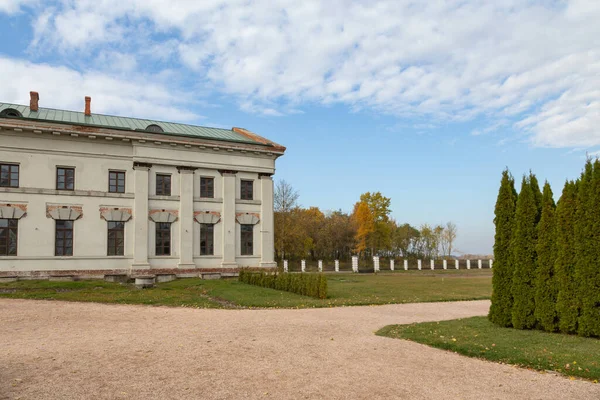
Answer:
[
  {"left": 274, "top": 180, "right": 458, "bottom": 261},
  {"left": 489, "top": 160, "right": 600, "bottom": 337}
]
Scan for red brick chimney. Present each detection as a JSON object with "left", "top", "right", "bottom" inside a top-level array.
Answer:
[
  {"left": 84, "top": 96, "right": 91, "bottom": 116},
  {"left": 30, "top": 91, "right": 39, "bottom": 112}
]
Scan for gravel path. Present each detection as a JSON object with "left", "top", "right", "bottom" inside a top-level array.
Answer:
[{"left": 1, "top": 299, "right": 598, "bottom": 400}]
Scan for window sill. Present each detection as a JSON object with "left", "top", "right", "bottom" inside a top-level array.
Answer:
[
  {"left": 194, "top": 197, "right": 222, "bottom": 203},
  {"left": 236, "top": 199, "right": 261, "bottom": 205},
  {"left": 149, "top": 195, "right": 180, "bottom": 201},
  {"left": 0, "top": 187, "right": 135, "bottom": 199}
]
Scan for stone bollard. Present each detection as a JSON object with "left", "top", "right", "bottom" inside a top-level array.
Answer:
[
  {"left": 404, "top": 259, "right": 408, "bottom": 270},
  {"left": 443, "top": 259, "right": 447, "bottom": 270},
  {"left": 390, "top": 259, "right": 395, "bottom": 271},
  {"left": 430, "top": 259, "right": 435, "bottom": 270},
  {"left": 478, "top": 259, "right": 482, "bottom": 269},
  {"left": 335, "top": 259, "right": 339, "bottom": 272},
  {"left": 318, "top": 260, "right": 323, "bottom": 272},
  {"left": 489, "top": 259, "right": 493, "bottom": 269},
  {"left": 373, "top": 256, "right": 380, "bottom": 273},
  {"left": 467, "top": 260, "right": 471, "bottom": 270},
  {"left": 352, "top": 256, "right": 359, "bottom": 273},
  {"left": 455, "top": 259, "right": 459, "bottom": 269},
  {"left": 301, "top": 260, "right": 306, "bottom": 273},
  {"left": 283, "top": 260, "right": 288, "bottom": 273},
  {"left": 417, "top": 259, "right": 422, "bottom": 270}
]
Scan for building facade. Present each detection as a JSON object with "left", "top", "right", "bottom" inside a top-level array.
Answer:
[{"left": 0, "top": 92, "right": 285, "bottom": 277}]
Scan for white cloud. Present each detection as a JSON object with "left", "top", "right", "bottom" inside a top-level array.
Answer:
[
  {"left": 0, "top": 0, "right": 37, "bottom": 14},
  {"left": 0, "top": 57, "right": 201, "bottom": 122},
  {"left": 6, "top": 0, "right": 600, "bottom": 147}
]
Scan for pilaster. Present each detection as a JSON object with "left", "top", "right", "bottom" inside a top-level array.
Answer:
[
  {"left": 132, "top": 162, "right": 151, "bottom": 268},
  {"left": 259, "top": 174, "right": 276, "bottom": 268},
  {"left": 177, "top": 166, "right": 196, "bottom": 268},
  {"left": 220, "top": 170, "right": 238, "bottom": 268}
]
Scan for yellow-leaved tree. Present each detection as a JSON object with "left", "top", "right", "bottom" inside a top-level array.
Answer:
[{"left": 352, "top": 201, "right": 375, "bottom": 255}]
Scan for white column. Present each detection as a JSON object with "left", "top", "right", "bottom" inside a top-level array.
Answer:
[
  {"left": 417, "top": 259, "right": 422, "bottom": 270},
  {"left": 430, "top": 259, "right": 435, "bottom": 270},
  {"left": 478, "top": 259, "right": 482, "bottom": 269},
  {"left": 467, "top": 260, "right": 471, "bottom": 269},
  {"left": 443, "top": 259, "right": 447, "bottom": 270},
  {"left": 259, "top": 174, "right": 276, "bottom": 268},
  {"left": 221, "top": 171, "right": 237, "bottom": 268},
  {"left": 489, "top": 259, "right": 493, "bottom": 269},
  {"left": 373, "top": 256, "right": 380, "bottom": 272},
  {"left": 404, "top": 259, "right": 408, "bottom": 270},
  {"left": 132, "top": 162, "right": 151, "bottom": 268},
  {"left": 352, "top": 256, "right": 358, "bottom": 273},
  {"left": 390, "top": 259, "right": 395, "bottom": 271},
  {"left": 301, "top": 259, "right": 306, "bottom": 272},
  {"left": 455, "top": 259, "right": 459, "bottom": 269},
  {"left": 178, "top": 167, "right": 195, "bottom": 268},
  {"left": 335, "top": 260, "right": 339, "bottom": 272},
  {"left": 283, "top": 260, "right": 288, "bottom": 272},
  {"left": 318, "top": 260, "right": 323, "bottom": 272}
]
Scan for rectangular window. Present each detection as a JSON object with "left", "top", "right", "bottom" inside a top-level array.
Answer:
[
  {"left": 155, "top": 222, "right": 171, "bottom": 256},
  {"left": 56, "top": 167, "right": 75, "bottom": 190},
  {"left": 107, "top": 221, "right": 125, "bottom": 256},
  {"left": 55, "top": 220, "right": 73, "bottom": 256},
  {"left": 109, "top": 171, "right": 126, "bottom": 193},
  {"left": 241, "top": 224, "right": 253, "bottom": 256},
  {"left": 240, "top": 180, "right": 253, "bottom": 200},
  {"left": 0, "top": 164, "right": 19, "bottom": 188},
  {"left": 200, "top": 177, "right": 214, "bottom": 198},
  {"left": 156, "top": 174, "right": 171, "bottom": 196},
  {"left": 0, "top": 219, "right": 18, "bottom": 256},
  {"left": 200, "top": 223, "right": 214, "bottom": 255}
]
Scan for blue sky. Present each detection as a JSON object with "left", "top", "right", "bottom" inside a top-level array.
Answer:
[{"left": 1, "top": 0, "right": 599, "bottom": 254}]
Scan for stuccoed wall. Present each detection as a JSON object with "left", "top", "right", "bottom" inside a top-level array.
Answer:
[{"left": 0, "top": 126, "right": 277, "bottom": 274}]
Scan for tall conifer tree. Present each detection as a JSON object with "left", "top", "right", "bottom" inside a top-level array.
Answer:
[
  {"left": 534, "top": 182, "right": 557, "bottom": 331},
  {"left": 577, "top": 160, "right": 600, "bottom": 337},
  {"left": 511, "top": 175, "right": 539, "bottom": 329},
  {"left": 555, "top": 180, "right": 579, "bottom": 333},
  {"left": 489, "top": 169, "right": 517, "bottom": 327},
  {"left": 574, "top": 161, "right": 592, "bottom": 335}
]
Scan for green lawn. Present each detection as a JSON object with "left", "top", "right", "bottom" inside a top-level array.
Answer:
[
  {"left": 376, "top": 316, "right": 600, "bottom": 382},
  {"left": 0, "top": 270, "right": 491, "bottom": 309}
]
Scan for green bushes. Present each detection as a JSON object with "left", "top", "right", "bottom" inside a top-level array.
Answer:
[
  {"left": 238, "top": 269, "right": 328, "bottom": 299},
  {"left": 489, "top": 160, "right": 600, "bottom": 337}
]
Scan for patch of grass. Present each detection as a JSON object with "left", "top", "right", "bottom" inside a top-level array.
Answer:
[
  {"left": 376, "top": 316, "right": 600, "bottom": 382},
  {"left": 0, "top": 270, "right": 491, "bottom": 308},
  {"left": 0, "top": 279, "right": 220, "bottom": 308}
]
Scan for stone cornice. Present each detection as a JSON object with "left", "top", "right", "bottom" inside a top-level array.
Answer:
[{"left": 0, "top": 119, "right": 285, "bottom": 156}]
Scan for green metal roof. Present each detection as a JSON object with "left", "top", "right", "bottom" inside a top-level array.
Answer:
[{"left": 0, "top": 102, "right": 262, "bottom": 145}]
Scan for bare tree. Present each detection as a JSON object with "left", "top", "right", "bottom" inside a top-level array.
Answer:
[
  {"left": 274, "top": 180, "right": 299, "bottom": 213},
  {"left": 443, "top": 221, "right": 458, "bottom": 257},
  {"left": 274, "top": 180, "right": 299, "bottom": 260}
]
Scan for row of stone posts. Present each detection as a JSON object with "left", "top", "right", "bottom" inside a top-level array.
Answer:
[{"left": 282, "top": 258, "right": 493, "bottom": 272}]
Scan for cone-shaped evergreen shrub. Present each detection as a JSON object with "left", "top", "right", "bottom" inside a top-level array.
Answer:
[
  {"left": 555, "top": 180, "right": 579, "bottom": 333},
  {"left": 511, "top": 175, "right": 539, "bottom": 329},
  {"left": 534, "top": 181, "right": 557, "bottom": 331},
  {"left": 489, "top": 169, "right": 517, "bottom": 327},
  {"left": 577, "top": 160, "right": 600, "bottom": 337}
]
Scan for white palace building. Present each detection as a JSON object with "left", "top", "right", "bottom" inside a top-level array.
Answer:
[{"left": 0, "top": 92, "right": 285, "bottom": 278}]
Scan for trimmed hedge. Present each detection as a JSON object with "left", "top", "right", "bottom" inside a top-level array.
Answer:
[{"left": 238, "top": 270, "right": 327, "bottom": 299}]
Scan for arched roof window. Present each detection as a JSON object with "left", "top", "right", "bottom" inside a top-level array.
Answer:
[
  {"left": 145, "top": 124, "right": 164, "bottom": 133},
  {"left": 0, "top": 108, "right": 23, "bottom": 118}
]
